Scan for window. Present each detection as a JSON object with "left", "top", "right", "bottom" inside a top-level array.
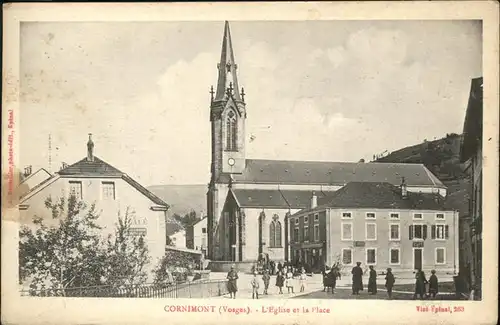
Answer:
[
  {"left": 341, "top": 212, "right": 352, "bottom": 219},
  {"left": 293, "top": 228, "right": 299, "bottom": 242},
  {"left": 342, "top": 248, "right": 353, "bottom": 265},
  {"left": 366, "top": 248, "right": 377, "bottom": 265},
  {"left": 69, "top": 181, "right": 82, "bottom": 199},
  {"left": 390, "top": 248, "right": 400, "bottom": 264},
  {"left": 390, "top": 224, "right": 400, "bottom": 240},
  {"left": 314, "top": 213, "right": 319, "bottom": 221},
  {"left": 432, "top": 224, "right": 449, "bottom": 240},
  {"left": 295, "top": 218, "right": 299, "bottom": 225},
  {"left": 225, "top": 110, "right": 238, "bottom": 151},
  {"left": 366, "top": 223, "right": 377, "bottom": 240},
  {"left": 341, "top": 222, "right": 353, "bottom": 240},
  {"left": 409, "top": 224, "right": 428, "bottom": 240},
  {"left": 435, "top": 248, "right": 446, "bottom": 264},
  {"left": 436, "top": 213, "right": 445, "bottom": 220},
  {"left": 269, "top": 219, "right": 282, "bottom": 247},
  {"left": 303, "top": 226, "right": 309, "bottom": 242},
  {"left": 366, "top": 212, "right": 376, "bottom": 219},
  {"left": 102, "top": 181, "right": 115, "bottom": 200},
  {"left": 314, "top": 225, "right": 320, "bottom": 241},
  {"left": 304, "top": 216, "right": 309, "bottom": 223},
  {"left": 413, "top": 213, "right": 423, "bottom": 220},
  {"left": 202, "top": 227, "right": 207, "bottom": 234},
  {"left": 390, "top": 213, "right": 400, "bottom": 219}
]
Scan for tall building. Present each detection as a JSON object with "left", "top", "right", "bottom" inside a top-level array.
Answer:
[
  {"left": 206, "top": 22, "right": 448, "bottom": 270},
  {"left": 460, "top": 76, "right": 483, "bottom": 299}
]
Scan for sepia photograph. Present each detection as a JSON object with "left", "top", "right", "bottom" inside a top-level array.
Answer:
[{"left": 2, "top": 2, "right": 498, "bottom": 325}]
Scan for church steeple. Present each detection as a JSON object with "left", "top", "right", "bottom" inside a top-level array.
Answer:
[{"left": 214, "top": 21, "right": 241, "bottom": 102}]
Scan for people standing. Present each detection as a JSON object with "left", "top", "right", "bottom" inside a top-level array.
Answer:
[
  {"left": 285, "top": 267, "right": 295, "bottom": 294},
  {"left": 428, "top": 269, "right": 439, "bottom": 299},
  {"left": 414, "top": 268, "right": 428, "bottom": 300},
  {"left": 385, "top": 268, "right": 395, "bottom": 299},
  {"left": 251, "top": 272, "right": 260, "bottom": 299},
  {"left": 328, "top": 267, "right": 338, "bottom": 294},
  {"left": 277, "top": 262, "right": 283, "bottom": 275},
  {"left": 276, "top": 270, "right": 284, "bottom": 294},
  {"left": 262, "top": 269, "right": 271, "bottom": 295},
  {"left": 226, "top": 264, "right": 239, "bottom": 299},
  {"left": 351, "top": 262, "right": 364, "bottom": 295},
  {"left": 368, "top": 265, "right": 378, "bottom": 295},
  {"left": 322, "top": 266, "right": 329, "bottom": 292},
  {"left": 299, "top": 268, "right": 307, "bottom": 293}
]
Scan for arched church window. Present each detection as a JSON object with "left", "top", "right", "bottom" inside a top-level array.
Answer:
[
  {"left": 269, "top": 215, "right": 282, "bottom": 248},
  {"left": 226, "top": 110, "right": 237, "bottom": 151}
]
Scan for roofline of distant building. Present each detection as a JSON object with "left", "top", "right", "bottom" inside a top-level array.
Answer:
[{"left": 20, "top": 168, "right": 53, "bottom": 185}]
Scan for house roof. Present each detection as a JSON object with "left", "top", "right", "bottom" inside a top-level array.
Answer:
[
  {"left": 58, "top": 156, "right": 123, "bottom": 176},
  {"left": 444, "top": 188, "right": 470, "bottom": 216},
  {"left": 21, "top": 156, "right": 169, "bottom": 208},
  {"left": 460, "top": 77, "right": 483, "bottom": 162},
  {"left": 230, "top": 159, "right": 445, "bottom": 188},
  {"left": 294, "top": 182, "right": 451, "bottom": 215},
  {"left": 230, "top": 189, "right": 336, "bottom": 209}
]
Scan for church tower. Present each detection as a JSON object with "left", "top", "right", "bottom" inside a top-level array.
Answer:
[
  {"left": 207, "top": 21, "right": 246, "bottom": 260},
  {"left": 209, "top": 21, "right": 247, "bottom": 180}
]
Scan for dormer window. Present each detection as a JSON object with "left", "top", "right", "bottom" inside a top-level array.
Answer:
[{"left": 226, "top": 110, "right": 237, "bottom": 151}]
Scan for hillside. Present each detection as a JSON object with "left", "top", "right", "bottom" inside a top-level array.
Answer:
[
  {"left": 148, "top": 184, "right": 207, "bottom": 217},
  {"left": 375, "top": 133, "right": 471, "bottom": 195}
]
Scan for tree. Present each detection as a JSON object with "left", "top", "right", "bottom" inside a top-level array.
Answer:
[
  {"left": 153, "top": 250, "right": 197, "bottom": 286},
  {"left": 19, "top": 195, "right": 152, "bottom": 295},
  {"left": 19, "top": 195, "right": 106, "bottom": 293},
  {"left": 103, "top": 208, "right": 151, "bottom": 287}
]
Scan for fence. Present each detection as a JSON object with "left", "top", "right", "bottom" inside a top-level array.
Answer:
[{"left": 20, "top": 280, "right": 229, "bottom": 298}]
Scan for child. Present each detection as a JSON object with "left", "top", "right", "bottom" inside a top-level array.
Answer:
[
  {"left": 428, "top": 270, "right": 439, "bottom": 299},
  {"left": 251, "top": 272, "right": 260, "bottom": 299},
  {"left": 385, "top": 268, "right": 395, "bottom": 299},
  {"left": 285, "top": 268, "right": 295, "bottom": 294},
  {"left": 262, "top": 269, "right": 271, "bottom": 295},
  {"left": 299, "top": 268, "right": 307, "bottom": 293},
  {"left": 276, "top": 271, "right": 284, "bottom": 294}
]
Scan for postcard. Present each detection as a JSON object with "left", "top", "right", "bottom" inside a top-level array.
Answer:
[{"left": 2, "top": 2, "right": 498, "bottom": 325}]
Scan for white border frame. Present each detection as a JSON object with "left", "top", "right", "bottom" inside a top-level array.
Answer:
[
  {"left": 341, "top": 221, "right": 353, "bottom": 241},
  {"left": 389, "top": 247, "right": 401, "bottom": 265},
  {"left": 434, "top": 224, "right": 447, "bottom": 241},
  {"left": 435, "top": 247, "right": 446, "bottom": 265},
  {"left": 411, "top": 222, "right": 426, "bottom": 241},
  {"left": 413, "top": 212, "right": 424, "bottom": 220},
  {"left": 435, "top": 212, "right": 446, "bottom": 221},
  {"left": 365, "top": 222, "right": 377, "bottom": 241},
  {"left": 412, "top": 247, "right": 425, "bottom": 270},
  {"left": 389, "top": 222, "right": 401, "bottom": 241},
  {"left": 342, "top": 247, "right": 353, "bottom": 266},
  {"left": 365, "top": 247, "right": 377, "bottom": 265}
]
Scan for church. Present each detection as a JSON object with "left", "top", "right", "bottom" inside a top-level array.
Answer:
[{"left": 206, "top": 22, "right": 447, "bottom": 271}]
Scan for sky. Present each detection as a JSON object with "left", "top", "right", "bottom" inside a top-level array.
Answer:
[{"left": 20, "top": 20, "right": 482, "bottom": 186}]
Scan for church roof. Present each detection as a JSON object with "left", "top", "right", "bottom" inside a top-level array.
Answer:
[
  {"left": 295, "top": 182, "right": 450, "bottom": 215},
  {"left": 230, "top": 159, "right": 445, "bottom": 188},
  {"left": 230, "top": 189, "right": 336, "bottom": 209},
  {"left": 214, "top": 21, "right": 241, "bottom": 102}
]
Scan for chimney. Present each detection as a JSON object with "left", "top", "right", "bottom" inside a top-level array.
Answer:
[
  {"left": 60, "top": 162, "right": 68, "bottom": 170},
  {"left": 87, "top": 133, "right": 94, "bottom": 162},
  {"left": 24, "top": 165, "right": 32, "bottom": 177},
  {"left": 400, "top": 177, "right": 408, "bottom": 199},
  {"left": 311, "top": 191, "right": 317, "bottom": 209}
]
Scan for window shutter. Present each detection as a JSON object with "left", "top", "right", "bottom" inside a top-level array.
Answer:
[
  {"left": 423, "top": 225, "right": 428, "bottom": 240},
  {"left": 431, "top": 225, "right": 436, "bottom": 239},
  {"left": 445, "top": 225, "right": 449, "bottom": 239},
  {"left": 409, "top": 225, "right": 413, "bottom": 240}
]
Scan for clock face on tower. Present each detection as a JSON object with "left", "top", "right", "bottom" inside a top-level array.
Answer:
[{"left": 228, "top": 158, "right": 235, "bottom": 166}]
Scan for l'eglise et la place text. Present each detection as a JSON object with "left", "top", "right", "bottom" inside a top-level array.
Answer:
[{"left": 262, "top": 306, "right": 331, "bottom": 314}]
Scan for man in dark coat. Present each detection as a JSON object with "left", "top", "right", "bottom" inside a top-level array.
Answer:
[
  {"left": 351, "top": 262, "right": 364, "bottom": 295},
  {"left": 226, "top": 265, "right": 239, "bottom": 299},
  {"left": 367, "top": 265, "right": 377, "bottom": 295},
  {"left": 385, "top": 268, "right": 395, "bottom": 299}
]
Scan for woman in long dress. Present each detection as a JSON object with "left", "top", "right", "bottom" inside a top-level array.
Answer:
[
  {"left": 275, "top": 271, "right": 284, "bottom": 294},
  {"left": 414, "top": 268, "right": 428, "bottom": 300},
  {"left": 285, "top": 267, "right": 295, "bottom": 294}
]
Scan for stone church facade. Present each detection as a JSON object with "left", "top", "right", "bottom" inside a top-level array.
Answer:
[{"left": 206, "top": 22, "right": 447, "bottom": 268}]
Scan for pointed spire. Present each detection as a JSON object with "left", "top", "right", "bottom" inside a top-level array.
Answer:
[{"left": 215, "top": 21, "right": 241, "bottom": 102}]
